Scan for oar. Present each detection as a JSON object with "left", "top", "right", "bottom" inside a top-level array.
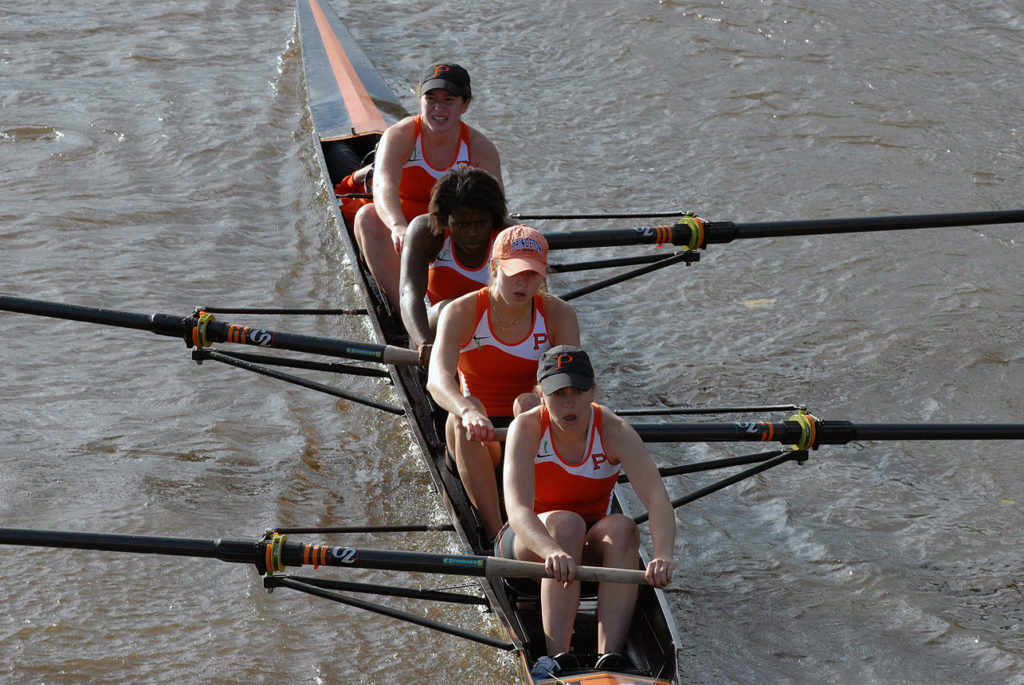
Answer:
[
  {"left": 0, "top": 528, "right": 651, "bottom": 585},
  {"left": 633, "top": 418, "right": 1024, "bottom": 447},
  {"left": 0, "top": 295, "right": 418, "bottom": 365},
  {"left": 495, "top": 418, "right": 1024, "bottom": 447},
  {"left": 543, "top": 209, "right": 1024, "bottom": 250}
]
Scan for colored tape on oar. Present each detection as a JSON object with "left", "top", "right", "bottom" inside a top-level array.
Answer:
[
  {"left": 264, "top": 532, "right": 288, "bottom": 573},
  {"left": 652, "top": 225, "right": 672, "bottom": 246},
  {"left": 678, "top": 213, "right": 706, "bottom": 250},
  {"left": 191, "top": 311, "right": 216, "bottom": 348},
  {"left": 788, "top": 411, "right": 818, "bottom": 451},
  {"left": 651, "top": 214, "right": 705, "bottom": 249},
  {"left": 303, "top": 543, "right": 329, "bottom": 569}
]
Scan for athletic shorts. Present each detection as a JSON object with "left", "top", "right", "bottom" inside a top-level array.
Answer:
[
  {"left": 493, "top": 516, "right": 599, "bottom": 558},
  {"left": 494, "top": 521, "right": 517, "bottom": 558}
]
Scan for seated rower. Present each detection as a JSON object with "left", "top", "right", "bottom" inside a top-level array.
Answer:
[
  {"left": 498, "top": 345, "right": 676, "bottom": 674},
  {"left": 426, "top": 225, "right": 580, "bottom": 540},
  {"left": 400, "top": 166, "right": 512, "bottom": 367},
  {"left": 352, "top": 62, "right": 503, "bottom": 310},
  {"left": 336, "top": 164, "right": 372, "bottom": 227}
]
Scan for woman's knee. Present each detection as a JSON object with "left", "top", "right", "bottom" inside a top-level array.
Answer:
[
  {"left": 543, "top": 510, "right": 587, "bottom": 544},
  {"left": 353, "top": 203, "right": 382, "bottom": 240},
  {"left": 512, "top": 390, "right": 540, "bottom": 416},
  {"left": 593, "top": 514, "right": 640, "bottom": 548}
]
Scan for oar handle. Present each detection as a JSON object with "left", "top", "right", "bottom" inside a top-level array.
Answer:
[
  {"left": 485, "top": 557, "right": 650, "bottom": 585},
  {"left": 380, "top": 346, "right": 419, "bottom": 365}
]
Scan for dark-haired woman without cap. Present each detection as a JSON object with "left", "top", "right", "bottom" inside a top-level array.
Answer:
[{"left": 400, "top": 165, "right": 513, "bottom": 367}]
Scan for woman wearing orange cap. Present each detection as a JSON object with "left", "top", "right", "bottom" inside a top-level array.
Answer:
[
  {"left": 350, "top": 63, "right": 503, "bottom": 311},
  {"left": 426, "top": 225, "right": 579, "bottom": 539}
]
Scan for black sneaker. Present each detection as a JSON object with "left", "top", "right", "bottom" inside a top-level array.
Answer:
[
  {"left": 553, "top": 652, "right": 581, "bottom": 672},
  {"left": 594, "top": 652, "right": 633, "bottom": 672}
]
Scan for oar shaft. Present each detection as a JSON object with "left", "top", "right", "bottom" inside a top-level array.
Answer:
[
  {"left": 0, "top": 528, "right": 259, "bottom": 564},
  {"left": 633, "top": 420, "right": 1024, "bottom": 444},
  {"left": 198, "top": 318, "right": 415, "bottom": 363},
  {"left": 817, "top": 421, "right": 1024, "bottom": 443},
  {"left": 707, "top": 209, "right": 1024, "bottom": 244},
  {"left": 0, "top": 295, "right": 418, "bottom": 365},
  {"left": 0, "top": 295, "right": 185, "bottom": 336},
  {"left": 544, "top": 227, "right": 690, "bottom": 249},
  {"left": 541, "top": 209, "right": 1024, "bottom": 249},
  {"left": 634, "top": 422, "right": 801, "bottom": 443}
]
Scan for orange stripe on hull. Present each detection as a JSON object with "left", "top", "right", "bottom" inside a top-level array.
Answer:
[{"left": 308, "top": 0, "right": 388, "bottom": 135}]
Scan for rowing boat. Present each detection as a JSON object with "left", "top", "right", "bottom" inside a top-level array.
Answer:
[
  {"left": 295, "top": 0, "right": 681, "bottom": 681},
  {"left": 0, "top": 2, "right": 1020, "bottom": 681}
]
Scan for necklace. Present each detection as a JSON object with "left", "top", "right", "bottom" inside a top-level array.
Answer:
[{"left": 490, "top": 296, "right": 530, "bottom": 330}]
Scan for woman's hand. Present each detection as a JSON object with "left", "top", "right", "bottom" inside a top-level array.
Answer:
[
  {"left": 460, "top": 403, "right": 494, "bottom": 443},
  {"left": 390, "top": 223, "right": 408, "bottom": 254},
  {"left": 544, "top": 549, "right": 577, "bottom": 586},
  {"left": 415, "top": 342, "right": 432, "bottom": 368},
  {"left": 645, "top": 556, "right": 675, "bottom": 588}
]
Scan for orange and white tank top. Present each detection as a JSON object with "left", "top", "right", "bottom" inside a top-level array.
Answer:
[
  {"left": 426, "top": 231, "right": 495, "bottom": 305},
  {"left": 397, "top": 115, "right": 471, "bottom": 221},
  {"left": 457, "top": 289, "right": 551, "bottom": 417},
  {"left": 533, "top": 404, "right": 621, "bottom": 523}
]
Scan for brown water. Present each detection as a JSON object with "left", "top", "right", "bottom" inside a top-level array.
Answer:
[{"left": 2, "top": 1, "right": 1022, "bottom": 683}]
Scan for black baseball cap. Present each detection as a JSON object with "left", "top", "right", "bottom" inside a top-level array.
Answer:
[
  {"left": 420, "top": 63, "right": 471, "bottom": 98},
  {"left": 537, "top": 345, "right": 595, "bottom": 395}
]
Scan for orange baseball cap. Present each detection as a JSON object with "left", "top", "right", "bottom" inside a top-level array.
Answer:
[{"left": 492, "top": 225, "right": 548, "bottom": 277}]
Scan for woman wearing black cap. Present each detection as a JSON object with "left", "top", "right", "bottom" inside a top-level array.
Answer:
[
  {"left": 350, "top": 62, "right": 503, "bottom": 310},
  {"left": 499, "top": 345, "right": 676, "bottom": 675}
]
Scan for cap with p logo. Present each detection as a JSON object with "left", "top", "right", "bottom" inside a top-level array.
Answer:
[{"left": 537, "top": 345, "right": 594, "bottom": 395}]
